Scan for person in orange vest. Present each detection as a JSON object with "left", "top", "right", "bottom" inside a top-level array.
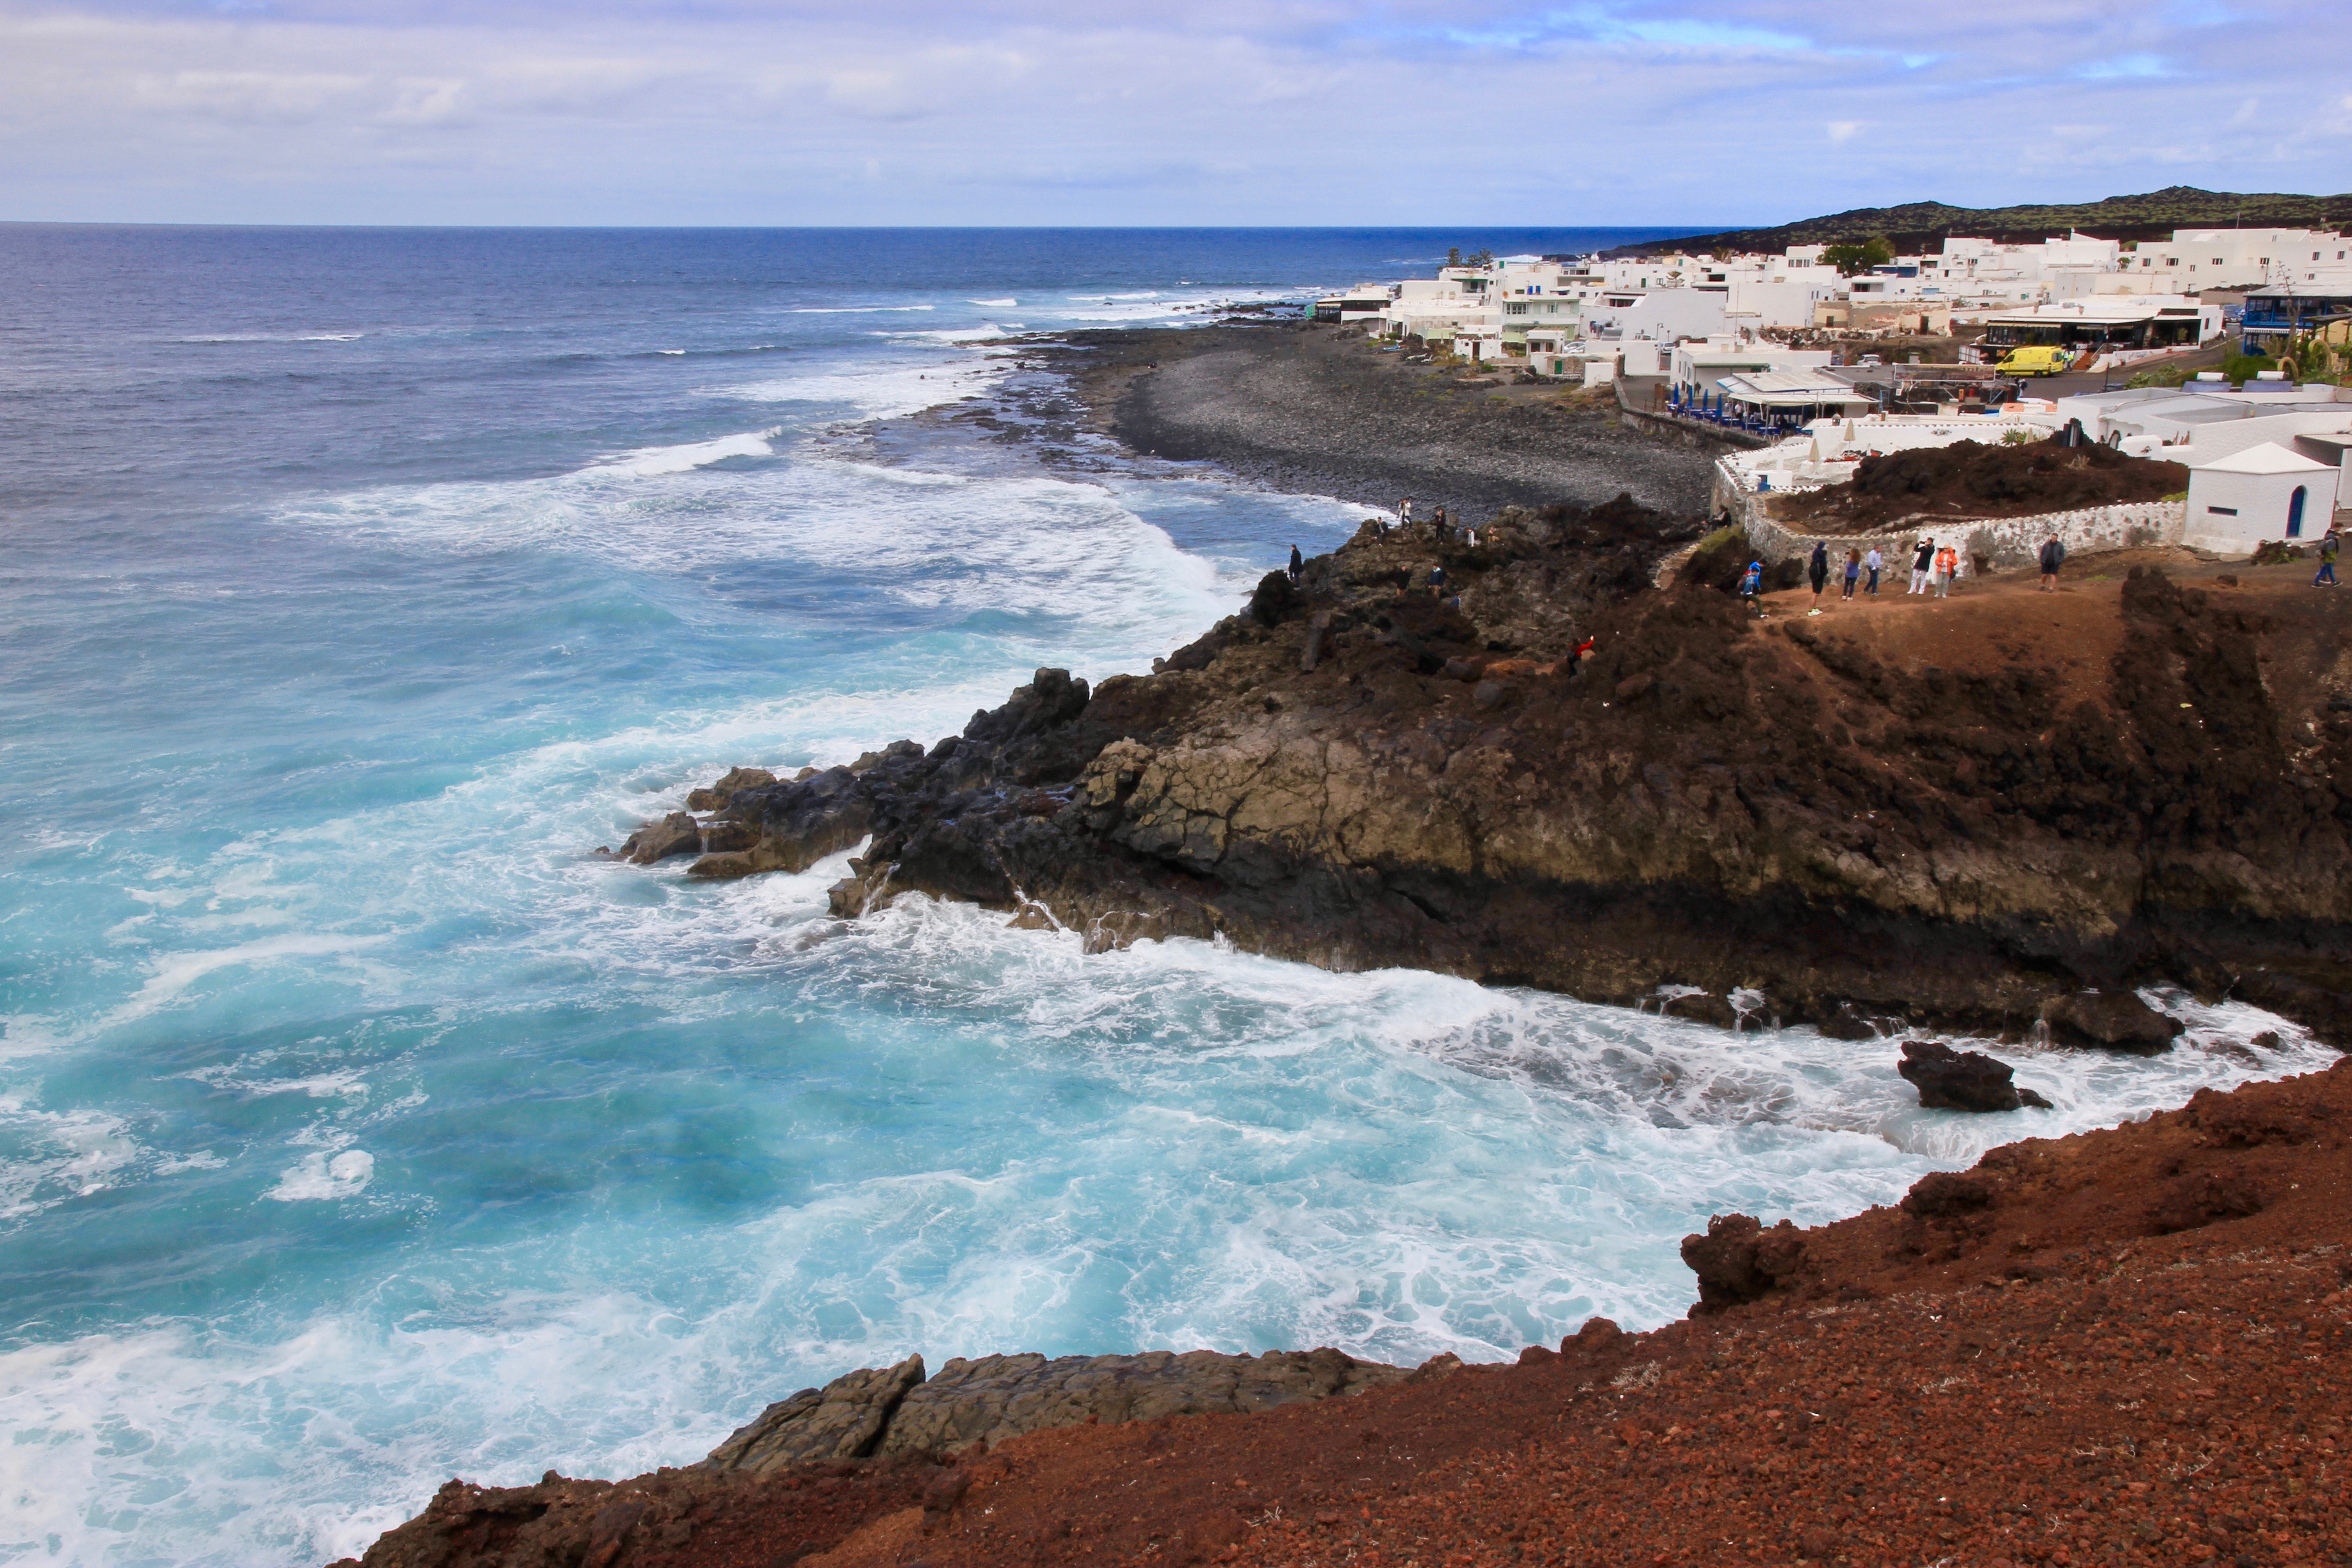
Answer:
[{"left": 1933, "top": 544, "right": 1959, "bottom": 598}]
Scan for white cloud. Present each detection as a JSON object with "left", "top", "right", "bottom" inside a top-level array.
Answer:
[{"left": 0, "top": 0, "right": 2347, "bottom": 224}]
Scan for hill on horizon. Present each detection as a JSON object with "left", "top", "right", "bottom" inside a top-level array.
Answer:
[{"left": 1602, "top": 186, "right": 2352, "bottom": 258}]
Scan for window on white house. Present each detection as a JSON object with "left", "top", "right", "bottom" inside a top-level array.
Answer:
[{"left": 2208, "top": 506, "right": 2238, "bottom": 515}]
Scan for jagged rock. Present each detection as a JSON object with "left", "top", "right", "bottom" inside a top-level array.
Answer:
[
  {"left": 1562, "top": 1316, "right": 1624, "bottom": 1355},
  {"left": 1680, "top": 1214, "right": 1807, "bottom": 1313},
  {"left": 709, "top": 765, "right": 874, "bottom": 876},
  {"left": 2041, "top": 991, "right": 2181, "bottom": 1054},
  {"left": 874, "top": 1348, "right": 1406, "bottom": 1456},
  {"left": 699, "top": 819, "right": 757, "bottom": 853},
  {"left": 1901, "top": 1171, "right": 1994, "bottom": 1218},
  {"left": 1897, "top": 1039, "right": 2052, "bottom": 1113},
  {"left": 847, "top": 740, "right": 924, "bottom": 774},
  {"left": 1816, "top": 1004, "right": 1878, "bottom": 1041},
  {"left": 622, "top": 812, "right": 701, "bottom": 866},
  {"left": 702, "top": 1355, "right": 926, "bottom": 1475},
  {"left": 686, "top": 766, "right": 776, "bottom": 811}
]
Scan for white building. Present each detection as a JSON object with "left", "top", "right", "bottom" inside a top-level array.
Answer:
[
  {"left": 1668, "top": 336, "right": 1835, "bottom": 397},
  {"left": 2183, "top": 442, "right": 2338, "bottom": 553},
  {"left": 2112, "top": 229, "right": 2349, "bottom": 292}
]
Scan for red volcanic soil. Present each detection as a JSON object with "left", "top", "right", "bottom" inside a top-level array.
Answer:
[{"left": 342, "top": 1059, "right": 2352, "bottom": 1568}]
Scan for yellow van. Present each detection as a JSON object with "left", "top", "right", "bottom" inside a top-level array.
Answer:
[{"left": 1996, "top": 346, "right": 2073, "bottom": 377}]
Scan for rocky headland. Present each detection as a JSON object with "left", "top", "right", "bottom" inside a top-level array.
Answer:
[{"left": 620, "top": 498, "right": 2352, "bottom": 1050}]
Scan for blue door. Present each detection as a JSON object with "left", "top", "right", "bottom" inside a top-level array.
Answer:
[{"left": 2288, "top": 486, "right": 2307, "bottom": 538}]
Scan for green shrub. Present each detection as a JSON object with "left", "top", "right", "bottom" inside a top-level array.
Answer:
[{"left": 2223, "top": 352, "right": 2278, "bottom": 386}]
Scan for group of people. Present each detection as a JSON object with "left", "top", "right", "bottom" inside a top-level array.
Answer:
[
  {"left": 1738, "top": 533, "right": 2066, "bottom": 617},
  {"left": 1391, "top": 496, "right": 1475, "bottom": 547}
]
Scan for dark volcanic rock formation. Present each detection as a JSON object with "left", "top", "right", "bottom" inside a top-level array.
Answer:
[
  {"left": 1897, "top": 1039, "right": 2053, "bottom": 1112},
  {"left": 651, "top": 505, "right": 2352, "bottom": 1046}
]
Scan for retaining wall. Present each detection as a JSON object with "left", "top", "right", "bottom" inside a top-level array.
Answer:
[{"left": 1721, "top": 487, "right": 2188, "bottom": 576}]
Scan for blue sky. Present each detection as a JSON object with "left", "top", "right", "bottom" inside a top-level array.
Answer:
[{"left": 1, "top": 0, "right": 2346, "bottom": 225}]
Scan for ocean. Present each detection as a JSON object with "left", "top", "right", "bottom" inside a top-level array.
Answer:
[{"left": 0, "top": 225, "right": 2329, "bottom": 1567}]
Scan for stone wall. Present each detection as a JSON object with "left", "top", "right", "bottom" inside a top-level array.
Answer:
[{"left": 1717, "top": 484, "right": 2188, "bottom": 575}]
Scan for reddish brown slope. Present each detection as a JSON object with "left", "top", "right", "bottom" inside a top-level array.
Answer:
[{"left": 340, "top": 1058, "right": 2352, "bottom": 1568}]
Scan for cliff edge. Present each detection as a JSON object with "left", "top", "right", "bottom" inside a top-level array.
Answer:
[{"left": 635, "top": 505, "right": 2352, "bottom": 1049}]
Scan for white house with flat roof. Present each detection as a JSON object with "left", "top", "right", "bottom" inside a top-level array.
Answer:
[{"left": 2183, "top": 442, "right": 2337, "bottom": 553}]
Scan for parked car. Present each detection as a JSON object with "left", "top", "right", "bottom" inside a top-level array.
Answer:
[{"left": 1996, "top": 346, "right": 2073, "bottom": 377}]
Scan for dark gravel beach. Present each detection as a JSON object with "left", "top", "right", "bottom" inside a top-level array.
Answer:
[{"left": 1049, "top": 322, "right": 1724, "bottom": 523}]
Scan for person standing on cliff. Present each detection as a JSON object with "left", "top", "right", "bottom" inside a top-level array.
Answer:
[
  {"left": 1865, "top": 544, "right": 1883, "bottom": 596},
  {"left": 1288, "top": 544, "right": 1304, "bottom": 584},
  {"left": 1910, "top": 538, "right": 1935, "bottom": 595},
  {"left": 1807, "top": 541, "right": 1830, "bottom": 615},
  {"left": 2038, "top": 535, "right": 2066, "bottom": 592},
  {"left": 1399, "top": 496, "right": 1414, "bottom": 532}
]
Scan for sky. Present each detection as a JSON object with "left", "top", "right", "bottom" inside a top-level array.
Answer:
[{"left": 1, "top": 0, "right": 2348, "bottom": 226}]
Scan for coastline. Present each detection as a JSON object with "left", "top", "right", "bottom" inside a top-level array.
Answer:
[
  {"left": 1029, "top": 320, "right": 1724, "bottom": 521},
  {"left": 335, "top": 1057, "right": 2352, "bottom": 1568},
  {"left": 338, "top": 319, "right": 2352, "bottom": 1566}
]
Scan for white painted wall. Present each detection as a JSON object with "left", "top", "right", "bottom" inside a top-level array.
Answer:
[{"left": 2183, "top": 467, "right": 2328, "bottom": 553}]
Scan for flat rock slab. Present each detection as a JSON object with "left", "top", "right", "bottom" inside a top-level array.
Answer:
[{"left": 702, "top": 1348, "right": 1406, "bottom": 1473}]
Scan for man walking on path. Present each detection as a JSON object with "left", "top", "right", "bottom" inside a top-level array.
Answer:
[
  {"left": 1910, "top": 539, "right": 1934, "bottom": 595},
  {"left": 2318, "top": 529, "right": 2340, "bottom": 587},
  {"left": 1865, "top": 545, "right": 1882, "bottom": 595},
  {"left": 1808, "top": 540, "right": 1831, "bottom": 615},
  {"left": 2038, "top": 535, "right": 2066, "bottom": 592},
  {"left": 1739, "top": 560, "right": 1764, "bottom": 616},
  {"left": 1934, "top": 544, "right": 1959, "bottom": 598}
]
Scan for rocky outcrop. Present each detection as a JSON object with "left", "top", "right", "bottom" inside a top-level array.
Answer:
[
  {"left": 629, "top": 506, "right": 2352, "bottom": 1047},
  {"left": 2040, "top": 989, "right": 2183, "bottom": 1053},
  {"left": 1678, "top": 1213, "right": 1809, "bottom": 1312},
  {"left": 618, "top": 812, "right": 701, "bottom": 866},
  {"left": 698, "top": 1347, "right": 1408, "bottom": 1477},
  {"left": 702, "top": 1356, "right": 926, "bottom": 1476},
  {"left": 1896, "top": 1039, "right": 2053, "bottom": 1112}
]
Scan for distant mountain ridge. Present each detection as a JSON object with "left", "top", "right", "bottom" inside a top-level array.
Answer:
[{"left": 1602, "top": 186, "right": 2352, "bottom": 258}]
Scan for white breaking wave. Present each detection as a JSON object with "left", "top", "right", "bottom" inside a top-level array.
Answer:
[{"left": 576, "top": 429, "right": 778, "bottom": 478}]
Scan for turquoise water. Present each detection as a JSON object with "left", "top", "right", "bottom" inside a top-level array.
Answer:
[{"left": 0, "top": 227, "right": 2329, "bottom": 1566}]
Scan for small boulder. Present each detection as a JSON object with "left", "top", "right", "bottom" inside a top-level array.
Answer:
[
  {"left": 1471, "top": 679, "right": 1516, "bottom": 710},
  {"left": 1900, "top": 1171, "right": 1994, "bottom": 1219},
  {"left": 1680, "top": 1214, "right": 1807, "bottom": 1313},
  {"left": 1816, "top": 1003, "right": 1878, "bottom": 1041},
  {"left": 685, "top": 766, "right": 776, "bottom": 812},
  {"left": 622, "top": 812, "right": 701, "bottom": 866},
  {"left": 1897, "top": 1039, "right": 2052, "bottom": 1113},
  {"left": 1561, "top": 1316, "right": 1623, "bottom": 1355},
  {"left": 2041, "top": 990, "right": 2180, "bottom": 1053}
]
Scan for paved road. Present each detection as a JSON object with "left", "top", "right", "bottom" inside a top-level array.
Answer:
[{"left": 2034, "top": 340, "right": 2230, "bottom": 402}]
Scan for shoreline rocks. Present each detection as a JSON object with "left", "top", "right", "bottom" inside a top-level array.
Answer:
[
  {"left": 1896, "top": 1038, "right": 2053, "bottom": 1112},
  {"left": 700, "top": 1347, "right": 1421, "bottom": 1478}
]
